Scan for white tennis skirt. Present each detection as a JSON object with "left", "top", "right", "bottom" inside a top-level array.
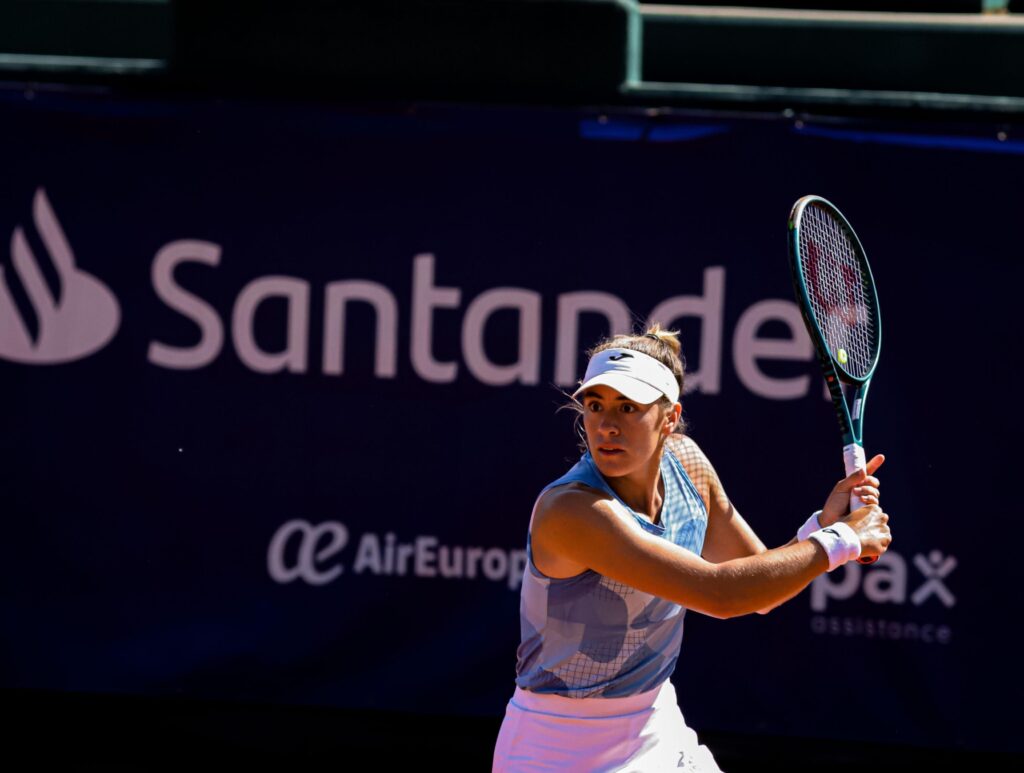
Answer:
[{"left": 492, "top": 680, "right": 722, "bottom": 772}]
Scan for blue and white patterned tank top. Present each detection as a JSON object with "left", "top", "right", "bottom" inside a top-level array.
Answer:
[{"left": 515, "top": 447, "right": 708, "bottom": 698}]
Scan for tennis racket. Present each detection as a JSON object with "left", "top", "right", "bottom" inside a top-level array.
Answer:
[{"left": 788, "top": 195, "right": 882, "bottom": 565}]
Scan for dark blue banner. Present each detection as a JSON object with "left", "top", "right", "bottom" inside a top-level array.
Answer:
[{"left": 1, "top": 86, "right": 1019, "bottom": 754}]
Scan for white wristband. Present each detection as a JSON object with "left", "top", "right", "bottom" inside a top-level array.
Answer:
[
  {"left": 807, "top": 521, "right": 861, "bottom": 571},
  {"left": 797, "top": 511, "right": 823, "bottom": 542}
]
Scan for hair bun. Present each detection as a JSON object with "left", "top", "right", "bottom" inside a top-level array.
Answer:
[{"left": 644, "top": 324, "right": 682, "bottom": 357}]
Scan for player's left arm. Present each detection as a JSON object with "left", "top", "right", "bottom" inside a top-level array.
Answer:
[
  {"left": 666, "top": 436, "right": 884, "bottom": 561},
  {"left": 665, "top": 434, "right": 769, "bottom": 563},
  {"left": 666, "top": 435, "right": 885, "bottom": 614},
  {"left": 667, "top": 434, "right": 806, "bottom": 614}
]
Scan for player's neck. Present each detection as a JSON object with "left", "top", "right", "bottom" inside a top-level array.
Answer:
[{"left": 607, "top": 446, "right": 665, "bottom": 523}]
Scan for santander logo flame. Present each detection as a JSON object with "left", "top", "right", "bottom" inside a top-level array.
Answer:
[{"left": 0, "top": 187, "right": 120, "bottom": 364}]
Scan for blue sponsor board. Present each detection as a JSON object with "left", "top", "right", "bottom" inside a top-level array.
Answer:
[{"left": 0, "top": 86, "right": 1019, "bottom": 753}]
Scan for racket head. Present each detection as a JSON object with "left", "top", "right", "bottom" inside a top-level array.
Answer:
[{"left": 788, "top": 196, "right": 882, "bottom": 385}]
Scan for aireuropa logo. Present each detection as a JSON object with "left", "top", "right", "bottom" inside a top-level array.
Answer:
[
  {"left": 0, "top": 187, "right": 120, "bottom": 364},
  {"left": 267, "top": 519, "right": 527, "bottom": 591},
  {"left": 809, "top": 548, "right": 957, "bottom": 645}
]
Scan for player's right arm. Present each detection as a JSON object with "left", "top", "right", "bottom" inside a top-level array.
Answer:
[{"left": 530, "top": 487, "right": 889, "bottom": 619}]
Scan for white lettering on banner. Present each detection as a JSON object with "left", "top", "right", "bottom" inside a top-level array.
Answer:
[
  {"left": 648, "top": 266, "right": 725, "bottom": 394},
  {"left": 1, "top": 188, "right": 824, "bottom": 399},
  {"left": 809, "top": 616, "right": 952, "bottom": 644},
  {"left": 143, "top": 251, "right": 820, "bottom": 399},
  {"left": 232, "top": 276, "right": 310, "bottom": 374},
  {"left": 462, "top": 287, "right": 542, "bottom": 386},
  {"left": 267, "top": 519, "right": 350, "bottom": 586},
  {"left": 554, "top": 291, "right": 632, "bottom": 386},
  {"left": 911, "top": 551, "right": 958, "bottom": 607},
  {"left": 323, "top": 280, "right": 399, "bottom": 378},
  {"left": 148, "top": 239, "right": 224, "bottom": 368},
  {"left": 810, "top": 549, "right": 956, "bottom": 612},
  {"left": 268, "top": 520, "right": 528, "bottom": 591},
  {"left": 411, "top": 253, "right": 461, "bottom": 383},
  {"left": 482, "top": 548, "right": 509, "bottom": 581},
  {"left": 807, "top": 549, "right": 957, "bottom": 646},
  {"left": 732, "top": 299, "right": 814, "bottom": 399}
]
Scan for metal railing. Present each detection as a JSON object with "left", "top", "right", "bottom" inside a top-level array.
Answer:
[{"left": 623, "top": 2, "right": 1024, "bottom": 112}]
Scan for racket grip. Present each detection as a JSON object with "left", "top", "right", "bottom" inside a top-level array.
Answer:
[{"left": 843, "top": 443, "right": 877, "bottom": 565}]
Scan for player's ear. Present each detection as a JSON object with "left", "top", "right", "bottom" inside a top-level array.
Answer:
[{"left": 663, "top": 402, "right": 681, "bottom": 434}]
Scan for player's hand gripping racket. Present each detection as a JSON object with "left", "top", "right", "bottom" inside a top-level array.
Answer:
[{"left": 788, "top": 196, "right": 882, "bottom": 565}]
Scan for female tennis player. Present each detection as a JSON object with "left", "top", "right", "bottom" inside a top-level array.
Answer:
[{"left": 492, "top": 326, "right": 890, "bottom": 772}]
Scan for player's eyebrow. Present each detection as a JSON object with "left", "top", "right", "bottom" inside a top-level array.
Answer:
[{"left": 580, "top": 390, "right": 631, "bottom": 401}]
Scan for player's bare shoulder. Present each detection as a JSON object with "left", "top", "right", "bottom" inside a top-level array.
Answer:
[
  {"left": 532, "top": 482, "right": 641, "bottom": 547},
  {"left": 533, "top": 482, "right": 609, "bottom": 531},
  {"left": 531, "top": 483, "right": 619, "bottom": 578}
]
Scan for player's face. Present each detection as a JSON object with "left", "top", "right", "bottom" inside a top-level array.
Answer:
[{"left": 581, "top": 384, "right": 672, "bottom": 479}]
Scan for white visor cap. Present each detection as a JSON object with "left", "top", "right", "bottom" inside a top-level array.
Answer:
[{"left": 572, "top": 348, "right": 680, "bottom": 405}]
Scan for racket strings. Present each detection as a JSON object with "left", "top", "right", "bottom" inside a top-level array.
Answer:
[{"left": 798, "top": 205, "right": 878, "bottom": 379}]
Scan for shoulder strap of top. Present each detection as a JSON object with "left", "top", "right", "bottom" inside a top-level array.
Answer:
[{"left": 538, "top": 451, "right": 612, "bottom": 499}]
